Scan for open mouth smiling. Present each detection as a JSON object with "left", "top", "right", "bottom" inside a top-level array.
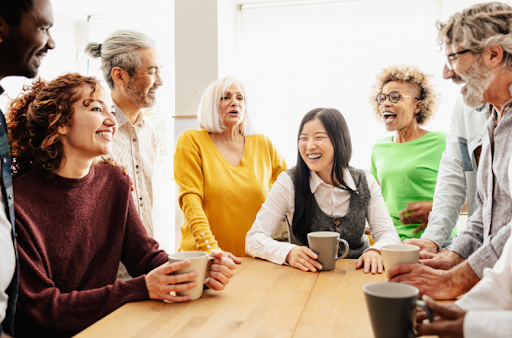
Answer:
[
  {"left": 307, "top": 153, "right": 322, "bottom": 160},
  {"left": 382, "top": 112, "right": 396, "bottom": 123}
]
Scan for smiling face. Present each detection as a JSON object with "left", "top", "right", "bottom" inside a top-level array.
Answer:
[
  {"left": 379, "top": 81, "right": 421, "bottom": 132},
  {"left": 443, "top": 45, "right": 494, "bottom": 108},
  {"left": 298, "top": 118, "right": 335, "bottom": 184},
  {"left": 219, "top": 83, "right": 246, "bottom": 128},
  {"left": 126, "top": 47, "right": 163, "bottom": 109},
  {"left": 59, "top": 85, "right": 117, "bottom": 160},
  {"left": 0, "top": 0, "right": 55, "bottom": 78}
]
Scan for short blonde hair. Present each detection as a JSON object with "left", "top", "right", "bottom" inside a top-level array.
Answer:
[
  {"left": 198, "top": 77, "right": 253, "bottom": 135},
  {"left": 437, "top": 2, "right": 512, "bottom": 70},
  {"left": 369, "top": 64, "right": 439, "bottom": 125}
]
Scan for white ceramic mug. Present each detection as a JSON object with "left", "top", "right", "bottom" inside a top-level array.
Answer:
[
  {"left": 380, "top": 244, "right": 420, "bottom": 271},
  {"left": 168, "top": 251, "right": 214, "bottom": 300}
]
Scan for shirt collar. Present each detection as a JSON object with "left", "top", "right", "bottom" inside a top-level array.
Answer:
[
  {"left": 309, "top": 167, "right": 357, "bottom": 193},
  {"left": 114, "top": 102, "right": 146, "bottom": 127}
]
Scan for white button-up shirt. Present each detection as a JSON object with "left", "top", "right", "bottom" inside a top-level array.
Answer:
[
  {"left": 109, "top": 104, "right": 157, "bottom": 237},
  {"left": 245, "top": 168, "right": 400, "bottom": 264}
]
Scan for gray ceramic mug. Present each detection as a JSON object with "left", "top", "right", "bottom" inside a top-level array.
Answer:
[
  {"left": 307, "top": 231, "right": 349, "bottom": 271},
  {"left": 364, "top": 282, "right": 434, "bottom": 338}
]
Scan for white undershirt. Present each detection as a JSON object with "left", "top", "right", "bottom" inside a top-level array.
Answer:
[
  {"left": 0, "top": 189, "right": 15, "bottom": 323},
  {"left": 245, "top": 168, "right": 400, "bottom": 264}
]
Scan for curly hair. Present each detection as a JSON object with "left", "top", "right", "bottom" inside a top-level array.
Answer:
[
  {"left": 369, "top": 64, "right": 439, "bottom": 126},
  {"left": 436, "top": 2, "right": 512, "bottom": 70},
  {"left": 7, "top": 73, "right": 99, "bottom": 176}
]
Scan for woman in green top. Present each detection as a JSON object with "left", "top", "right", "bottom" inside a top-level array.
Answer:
[{"left": 369, "top": 64, "right": 447, "bottom": 240}]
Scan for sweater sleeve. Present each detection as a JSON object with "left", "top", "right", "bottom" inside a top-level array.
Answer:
[
  {"left": 174, "top": 131, "right": 220, "bottom": 252},
  {"left": 15, "top": 167, "right": 168, "bottom": 334},
  {"left": 16, "top": 217, "right": 150, "bottom": 333}
]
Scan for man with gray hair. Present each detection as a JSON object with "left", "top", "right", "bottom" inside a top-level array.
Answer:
[
  {"left": 85, "top": 30, "right": 162, "bottom": 239},
  {"left": 388, "top": 1, "right": 512, "bottom": 303}
]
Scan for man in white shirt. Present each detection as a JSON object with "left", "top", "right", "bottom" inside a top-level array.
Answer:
[
  {"left": 416, "top": 229, "right": 512, "bottom": 338},
  {"left": 0, "top": 0, "right": 55, "bottom": 336},
  {"left": 85, "top": 30, "right": 162, "bottom": 239}
]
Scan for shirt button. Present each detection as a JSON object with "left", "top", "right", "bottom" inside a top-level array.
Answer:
[
  {"left": 139, "top": 197, "right": 143, "bottom": 201},
  {"left": 135, "top": 165, "right": 139, "bottom": 169},
  {"left": 8, "top": 194, "right": 12, "bottom": 200},
  {"left": 205, "top": 240, "right": 209, "bottom": 244},
  {"left": 2, "top": 158, "right": 6, "bottom": 163},
  {"left": 132, "top": 138, "right": 136, "bottom": 142},
  {"left": 200, "top": 233, "right": 205, "bottom": 237},
  {"left": 207, "top": 245, "right": 211, "bottom": 249},
  {"left": 140, "top": 203, "right": 143, "bottom": 207}
]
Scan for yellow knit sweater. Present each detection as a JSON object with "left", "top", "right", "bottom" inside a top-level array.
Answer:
[{"left": 174, "top": 129, "right": 287, "bottom": 257}]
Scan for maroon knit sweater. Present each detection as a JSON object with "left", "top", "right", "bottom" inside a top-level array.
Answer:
[{"left": 13, "top": 163, "right": 168, "bottom": 337}]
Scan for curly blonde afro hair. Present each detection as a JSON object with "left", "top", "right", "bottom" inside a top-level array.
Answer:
[{"left": 369, "top": 64, "right": 439, "bottom": 126}]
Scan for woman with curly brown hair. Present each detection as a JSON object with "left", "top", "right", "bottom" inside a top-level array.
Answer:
[
  {"left": 8, "top": 73, "right": 235, "bottom": 338},
  {"left": 369, "top": 65, "right": 448, "bottom": 241}
]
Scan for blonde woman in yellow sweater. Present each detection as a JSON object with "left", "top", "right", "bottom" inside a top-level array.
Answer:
[{"left": 174, "top": 77, "right": 287, "bottom": 257}]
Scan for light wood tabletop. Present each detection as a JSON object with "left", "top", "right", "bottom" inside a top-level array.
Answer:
[{"left": 74, "top": 258, "right": 438, "bottom": 338}]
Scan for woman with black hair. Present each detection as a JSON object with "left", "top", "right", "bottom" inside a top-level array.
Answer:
[{"left": 245, "top": 108, "right": 400, "bottom": 274}]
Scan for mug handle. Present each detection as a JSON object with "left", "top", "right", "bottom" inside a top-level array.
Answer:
[
  {"left": 409, "top": 300, "right": 434, "bottom": 338},
  {"left": 334, "top": 238, "right": 349, "bottom": 260},
  {"left": 203, "top": 256, "right": 215, "bottom": 284}
]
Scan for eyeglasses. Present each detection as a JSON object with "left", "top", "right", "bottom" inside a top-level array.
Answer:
[
  {"left": 445, "top": 49, "right": 471, "bottom": 70},
  {"left": 375, "top": 91, "right": 420, "bottom": 104}
]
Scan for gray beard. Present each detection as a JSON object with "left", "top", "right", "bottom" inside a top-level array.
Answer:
[{"left": 461, "top": 57, "right": 494, "bottom": 108}]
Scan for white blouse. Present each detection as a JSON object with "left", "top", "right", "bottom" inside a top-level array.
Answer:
[{"left": 245, "top": 168, "right": 400, "bottom": 265}]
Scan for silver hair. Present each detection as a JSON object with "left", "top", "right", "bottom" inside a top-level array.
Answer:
[
  {"left": 84, "top": 29, "right": 156, "bottom": 89},
  {"left": 198, "top": 77, "right": 253, "bottom": 135},
  {"left": 437, "top": 2, "right": 512, "bottom": 70}
]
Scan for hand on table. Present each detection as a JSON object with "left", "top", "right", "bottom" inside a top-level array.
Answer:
[
  {"left": 205, "top": 249, "right": 237, "bottom": 291},
  {"left": 356, "top": 249, "right": 383, "bottom": 274},
  {"left": 398, "top": 201, "right": 433, "bottom": 234},
  {"left": 415, "top": 295, "right": 466, "bottom": 338},
  {"left": 286, "top": 246, "right": 322, "bottom": 272},
  {"left": 386, "top": 263, "right": 458, "bottom": 300},
  {"left": 421, "top": 250, "right": 462, "bottom": 270},
  {"left": 402, "top": 238, "right": 439, "bottom": 254},
  {"left": 145, "top": 260, "right": 199, "bottom": 303}
]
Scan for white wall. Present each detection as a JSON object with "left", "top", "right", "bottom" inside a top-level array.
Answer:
[{"left": 237, "top": 0, "right": 493, "bottom": 170}]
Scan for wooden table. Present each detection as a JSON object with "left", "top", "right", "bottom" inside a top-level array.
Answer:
[{"left": 74, "top": 258, "right": 436, "bottom": 338}]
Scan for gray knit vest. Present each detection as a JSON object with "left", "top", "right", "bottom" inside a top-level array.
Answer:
[{"left": 287, "top": 167, "right": 370, "bottom": 259}]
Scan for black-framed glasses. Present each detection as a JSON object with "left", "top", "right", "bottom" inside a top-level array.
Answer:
[
  {"left": 445, "top": 49, "right": 471, "bottom": 70},
  {"left": 375, "top": 91, "right": 420, "bottom": 104}
]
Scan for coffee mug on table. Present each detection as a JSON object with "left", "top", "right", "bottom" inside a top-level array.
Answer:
[
  {"left": 307, "top": 231, "right": 349, "bottom": 271},
  {"left": 168, "top": 251, "right": 214, "bottom": 300},
  {"left": 364, "top": 282, "right": 433, "bottom": 338},
  {"left": 380, "top": 244, "right": 420, "bottom": 271}
]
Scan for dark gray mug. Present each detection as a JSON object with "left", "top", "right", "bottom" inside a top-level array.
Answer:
[
  {"left": 363, "top": 282, "right": 433, "bottom": 338},
  {"left": 307, "top": 231, "right": 349, "bottom": 271}
]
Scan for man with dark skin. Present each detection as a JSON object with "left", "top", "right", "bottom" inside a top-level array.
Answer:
[{"left": 0, "top": 0, "right": 55, "bottom": 336}]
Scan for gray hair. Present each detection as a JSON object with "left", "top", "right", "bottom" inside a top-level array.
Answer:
[
  {"left": 84, "top": 29, "right": 156, "bottom": 89},
  {"left": 198, "top": 77, "right": 253, "bottom": 135},
  {"left": 437, "top": 2, "right": 512, "bottom": 70}
]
